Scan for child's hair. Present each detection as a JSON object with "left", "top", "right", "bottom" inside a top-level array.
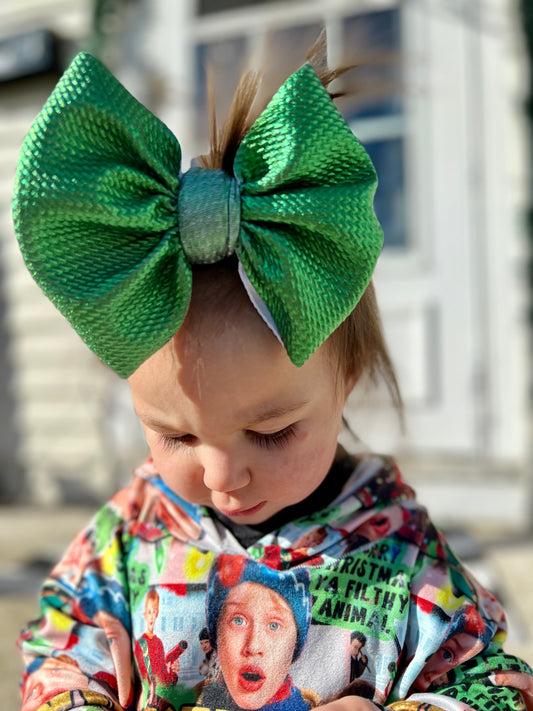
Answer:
[
  {"left": 195, "top": 35, "right": 402, "bottom": 412},
  {"left": 145, "top": 588, "right": 160, "bottom": 609},
  {"left": 351, "top": 630, "right": 367, "bottom": 646}
]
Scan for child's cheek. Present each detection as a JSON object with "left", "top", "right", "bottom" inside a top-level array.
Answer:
[
  {"left": 151, "top": 448, "right": 202, "bottom": 495},
  {"left": 279, "top": 434, "right": 335, "bottom": 485}
]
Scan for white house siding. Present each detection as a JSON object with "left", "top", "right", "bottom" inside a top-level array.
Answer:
[{"left": 0, "top": 0, "right": 122, "bottom": 504}]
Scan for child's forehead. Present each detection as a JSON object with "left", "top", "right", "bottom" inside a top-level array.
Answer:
[
  {"left": 131, "top": 324, "right": 333, "bottom": 429},
  {"left": 127, "top": 269, "right": 343, "bottom": 427},
  {"left": 176, "top": 283, "right": 275, "bottom": 358}
]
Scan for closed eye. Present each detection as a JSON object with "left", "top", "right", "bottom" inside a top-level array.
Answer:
[
  {"left": 157, "top": 424, "right": 298, "bottom": 452},
  {"left": 158, "top": 433, "right": 196, "bottom": 451},
  {"left": 246, "top": 424, "right": 297, "bottom": 449}
]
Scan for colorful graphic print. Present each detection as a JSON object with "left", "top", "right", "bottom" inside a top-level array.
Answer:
[
  {"left": 17, "top": 454, "right": 533, "bottom": 711},
  {"left": 134, "top": 589, "right": 185, "bottom": 708},
  {"left": 198, "top": 627, "right": 219, "bottom": 680},
  {"left": 197, "top": 554, "right": 315, "bottom": 711}
]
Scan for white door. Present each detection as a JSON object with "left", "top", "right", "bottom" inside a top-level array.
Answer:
[{"left": 347, "top": 2, "right": 528, "bottom": 468}]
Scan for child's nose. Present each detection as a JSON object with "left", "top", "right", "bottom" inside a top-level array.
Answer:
[
  {"left": 242, "top": 624, "right": 264, "bottom": 657},
  {"left": 200, "top": 447, "right": 251, "bottom": 493}
]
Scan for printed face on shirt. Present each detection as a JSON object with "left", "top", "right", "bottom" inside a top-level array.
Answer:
[
  {"left": 200, "top": 638, "right": 212, "bottom": 654},
  {"left": 413, "top": 633, "right": 482, "bottom": 691},
  {"left": 128, "top": 275, "right": 353, "bottom": 525},
  {"left": 217, "top": 581, "right": 298, "bottom": 709},
  {"left": 143, "top": 599, "right": 159, "bottom": 637},
  {"left": 350, "top": 638, "right": 364, "bottom": 658}
]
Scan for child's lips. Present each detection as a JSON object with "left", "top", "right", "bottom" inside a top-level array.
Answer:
[
  {"left": 238, "top": 665, "right": 265, "bottom": 692},
  {"left": 218, "top": 501, "right": 266, "bottom": 518}
]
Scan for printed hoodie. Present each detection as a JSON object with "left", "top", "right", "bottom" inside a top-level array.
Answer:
[{"left": 18, "top": 453, "right": 533, "bottom": 711}]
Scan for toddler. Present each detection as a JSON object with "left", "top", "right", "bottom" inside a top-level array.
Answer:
[{"left": 12, "top": 37, "right": 533, "bottom": 711}]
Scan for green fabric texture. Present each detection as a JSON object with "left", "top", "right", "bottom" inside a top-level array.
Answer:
[{"left": 12, "top": 52, "right": 383, "bottom": 378}]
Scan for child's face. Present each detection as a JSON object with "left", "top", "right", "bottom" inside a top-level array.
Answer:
[
  {"left": 217, "top": 582, "right": 297, "bottom": 709},
  {"left": 129, "top": 295, "right": 351, "bottom": 525}
]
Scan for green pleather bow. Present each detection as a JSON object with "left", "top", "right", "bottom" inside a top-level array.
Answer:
[{"left": 12, "top": 52, "right": 383, "bottom": 378}]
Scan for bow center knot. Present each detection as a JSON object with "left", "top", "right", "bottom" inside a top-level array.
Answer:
[{"left": 178, "top": 167, "right": 241, "bottom": 264}]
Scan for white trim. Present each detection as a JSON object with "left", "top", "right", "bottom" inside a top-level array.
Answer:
[
  {"left": 349, "top": 115, "right": 404, "bottom": 143},
  {"left": 191, "top": 0, "right": 399, "bottom": 42}
]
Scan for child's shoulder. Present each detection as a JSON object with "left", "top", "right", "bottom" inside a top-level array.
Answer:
[
  {"left": 101, "top": 459, "right": 204, "bottom": 544},
  {"left": 103, "top": 458, "right": 161, "bottom": 524},
  {"left": 337, "top": 448, "right": 416, "bottom": 509},
  {"left": 336, "top": 450, "right": 458, "bottom": 558},
  {"left": 73, "top": 459, "right": 192, "bottom": 548}
]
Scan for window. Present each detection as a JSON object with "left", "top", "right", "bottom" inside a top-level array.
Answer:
[
  {"left": 193, "top": 7, "right": 405, "bottom": 248},
  {"left": 194, "top": 36, "right": 248, "bottom": 140},
  {"left": 340, "top": 10, "right": 405, "bottom": 248},
  {"left": 197, "top": 0, "right": 285, "bottom": 15}
]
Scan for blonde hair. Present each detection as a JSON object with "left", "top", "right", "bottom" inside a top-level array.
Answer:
[{"left": 195, "top": 34, "right": 403, "bottom": 414}]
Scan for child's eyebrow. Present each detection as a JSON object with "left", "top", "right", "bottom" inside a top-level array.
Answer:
[
  {"left": 245, "top": 401, "right": 310, "bottom": 427},
  {"left": 137, "top": 414, "right": 177, "bottom": 431}
]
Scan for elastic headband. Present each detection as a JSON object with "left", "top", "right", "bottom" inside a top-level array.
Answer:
[{"left": 12, "top": 52, "right": 383, "bottom": 377}]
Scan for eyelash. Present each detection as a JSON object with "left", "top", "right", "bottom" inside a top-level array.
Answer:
[
  {"left": 157, "top": 424, "right": 297, "bottom": 452},
  {"left": 158, "top": 434, "right": 194, "bottom": 452},
  {"left": 246, "top": 424, "right": 297, "bottom": 450}
]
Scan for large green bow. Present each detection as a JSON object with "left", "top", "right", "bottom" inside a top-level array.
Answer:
[{"left": 12, "top": 52, "right": 383, "bottom": 378}]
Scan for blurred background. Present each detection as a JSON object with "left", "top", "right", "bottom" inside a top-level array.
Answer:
[{"left": 0, "top": 0, "right": 532, "bottom": 704}]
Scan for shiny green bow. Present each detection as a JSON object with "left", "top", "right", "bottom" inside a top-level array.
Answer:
[{"left": 12, "top": 52, "right": 383, "bottom": 378}]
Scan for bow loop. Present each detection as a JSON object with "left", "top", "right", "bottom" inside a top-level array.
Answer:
[
  {"left": 13, "top": 52, "right": 189, "bottom": 376},
  {"left": 234, "top": 63, "right": 383, "bottom": 365}
]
